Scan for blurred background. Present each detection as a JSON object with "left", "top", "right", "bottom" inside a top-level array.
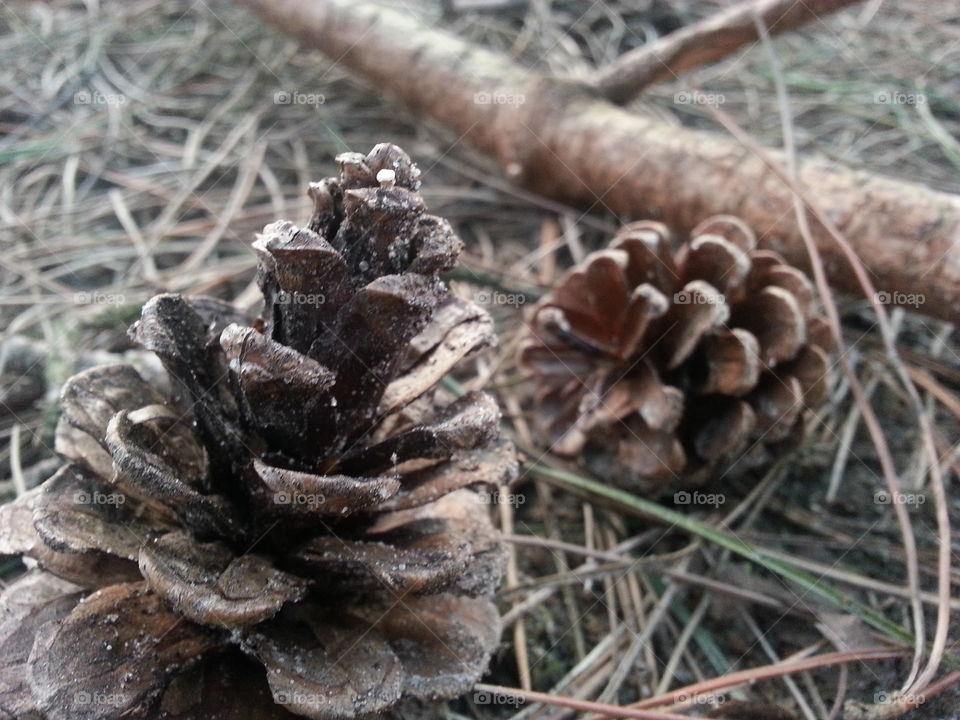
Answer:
[{"left": 1, "top": 1, "right": 959, "bottom": 717}]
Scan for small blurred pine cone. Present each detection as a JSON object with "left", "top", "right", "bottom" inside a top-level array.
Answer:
[
  {"left": 521, "top": 216, "right": 833, "bottom": 492},
  {"left": 0, "top": 144, "right": 515, "bottom": 720}
]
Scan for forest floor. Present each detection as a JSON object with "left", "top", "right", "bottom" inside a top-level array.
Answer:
[{"left": 1, "top": 1, "right": 958, "bottom": 718}]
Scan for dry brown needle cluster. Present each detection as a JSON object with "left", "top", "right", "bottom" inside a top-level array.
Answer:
[
  {"left": 0, "top": 145, "right": 515, "bottom": 720},
  {"left": 521, "top": 216, "right": 833, "bottom": 492}
]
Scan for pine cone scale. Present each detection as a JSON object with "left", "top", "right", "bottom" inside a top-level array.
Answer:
[
  {"left": 138, "top": 532, "right": 308, "bottom": 630},
  {"left": 252, "top": 459, "right": 401, "bottom": 517},
  {"left": 698, "top": 328, "right": 760, "bottom": 396},
  {"left": 377, "top": 304, "right": 495, "bottom": 416},
  {"left": 374, "top": 438, "right": 516, "bottom": 512},
  {"left": 0, "top": 573, "right": 80, "bottom": 719},
  {"left": 241, "top": 608, "right": 404, "bottom": 720},
  {"left": 31, "top": 469, "right": 151, "bottom": 562},
  {"left": 29, "top": 583, "right": 220, "bottom": 720},
  {"left": 355, "top": 593, "right": 501, "bottom": 700}
]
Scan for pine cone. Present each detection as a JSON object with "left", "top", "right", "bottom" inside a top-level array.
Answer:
[
  {"left": 0, "top": 144, "right": 515, "bottom": 720},
  {"left": 521, "top": 216, "right": 833, "bottom": 492}
]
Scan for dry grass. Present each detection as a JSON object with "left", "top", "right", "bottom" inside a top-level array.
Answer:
[{"left": 1, "top": 1, "right": 958, "bottom": 718}]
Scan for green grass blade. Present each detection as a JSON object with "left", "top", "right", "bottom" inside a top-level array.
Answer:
[{"left": 528, "top": 462, "right": 917, "bottom": 648}]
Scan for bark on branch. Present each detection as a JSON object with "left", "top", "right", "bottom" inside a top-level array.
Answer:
[
  {"left": 591, "top": 0, "right": 863, "bottom": 104},
  {"left": 237, "top": 0, "right": 960, "bottom": 323}
]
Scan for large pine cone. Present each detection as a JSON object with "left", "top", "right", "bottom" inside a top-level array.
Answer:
[
  {"left": 521, "top": 216, "right": 833, "bottom": 492},
  {"left": 0, "top": 145, "right": 515, "bottom": 720}
]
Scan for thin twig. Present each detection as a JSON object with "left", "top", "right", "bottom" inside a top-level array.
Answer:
[
  {"left": 741, "top": 14, "right": 940, "bottom": 690},
  {"left": 590, "top": 0, "right": 863, "bottom": 104}
]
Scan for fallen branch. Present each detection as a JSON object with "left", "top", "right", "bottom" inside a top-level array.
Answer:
[
  {"left": 237, "top": 0, "right": 960, "bottom": 324},
  {"left": 591, "top": 0, "right": 863, "bottom": 104}
]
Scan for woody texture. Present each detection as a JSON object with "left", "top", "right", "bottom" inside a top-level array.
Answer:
[
  {"left": 0, "top": 144, "right": 514, "bottom": 720},
  {"left": 521, "top": 216, "right": 833, "bottom": 492}
]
